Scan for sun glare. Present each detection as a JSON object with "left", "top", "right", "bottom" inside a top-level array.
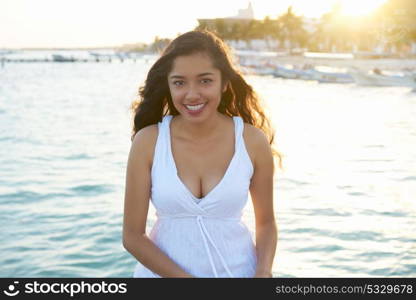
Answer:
[
  {"left": 337, "top": 0, "right": 388, "bottom": 16},
  {"left": 263, "top": 0, "right": 390, "bottom": 20}
]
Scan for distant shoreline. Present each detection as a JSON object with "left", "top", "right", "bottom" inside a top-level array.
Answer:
[
  {"left": 273, "top": 56, "right": 416, "bottom": 71},
  {"left": 2, "top": 49, "right": 416, "bottom": 72},
  {"left": 0, "top": 47, "right": 118, "bottom": 51}
]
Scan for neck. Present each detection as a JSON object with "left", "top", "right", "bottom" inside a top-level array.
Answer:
[{"left": 173, "top": 112, "right": 225, "bottom": 141}]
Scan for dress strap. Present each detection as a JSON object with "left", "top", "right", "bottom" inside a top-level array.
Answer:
[
  {"left": 234, "top": 116, "right": 244, "bottom": 152},
  {"left": 161, "top": 115, "right": 173, "bottom": 135},
  {"left": 158, "top": 115, "right": 173, "bottom": 151},
  {"left": 151, "top": 115, "right": 173, "bottom": 174},
  {"left": 233, "top": 116, "right": 254, "bottom": 176}
]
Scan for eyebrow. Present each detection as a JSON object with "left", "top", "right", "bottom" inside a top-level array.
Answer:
[{"left": 169, "top": 72, "right": 215, "bottom": 79}]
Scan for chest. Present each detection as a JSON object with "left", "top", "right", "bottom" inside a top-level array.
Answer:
[{"left": 171, "top": 134, "right": 235, "bottom": 200}]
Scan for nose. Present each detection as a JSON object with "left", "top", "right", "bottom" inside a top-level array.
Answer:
[{"left": 185, "top": 83, "right": 201, "bottom": 101}]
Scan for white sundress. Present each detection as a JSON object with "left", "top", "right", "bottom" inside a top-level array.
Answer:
[{"left": 133, "top": 114, "right": 257, "bottom": 278}]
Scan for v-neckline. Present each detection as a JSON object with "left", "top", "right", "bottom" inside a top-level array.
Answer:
[{"left": 167, "top": 115, "right": 238, "bottom": 203}]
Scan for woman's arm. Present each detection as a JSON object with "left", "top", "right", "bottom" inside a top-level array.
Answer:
[
  {"left": 122, "top": 126, "right": 194, "bottom": 278},
  {"left": 247, "top": 126, "right": 277, "bottom": 278}
]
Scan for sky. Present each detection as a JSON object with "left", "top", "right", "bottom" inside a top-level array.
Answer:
[{"left": 0, "top": 0, "right": 388, "bottom": 49}]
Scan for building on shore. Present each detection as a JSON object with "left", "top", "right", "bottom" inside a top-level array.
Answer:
[
  {"left": 197, "top": 2, "right": 281, "bottom": 51},
  {"left": 197, "top": 2, "right": 254, "bottom": 29}
]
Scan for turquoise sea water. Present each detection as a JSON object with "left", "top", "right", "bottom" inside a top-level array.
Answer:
[{"left": 1, "top": 54, "right": 415, "bottom": 277}]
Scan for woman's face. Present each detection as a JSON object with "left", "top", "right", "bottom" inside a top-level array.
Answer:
[{"left": 167, "top": 52, "right": 226, "bottom": 122}]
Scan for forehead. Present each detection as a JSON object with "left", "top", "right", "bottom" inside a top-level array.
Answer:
[{"left": 169, "top": 52, "right": 219, "bottom": 77}]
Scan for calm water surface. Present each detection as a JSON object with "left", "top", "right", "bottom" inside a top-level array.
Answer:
[{"left": 0, "top": 55, "right": 415, "bottom": 277}]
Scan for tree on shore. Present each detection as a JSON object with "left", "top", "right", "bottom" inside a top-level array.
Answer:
[
  {"left": 276, "top": 6, "right": 307, "bottom": 52},
  {"left": 260, "top": 16, "right": 279, "bottom": 49},
  {"left": 374, "top": 0, "right": 416, "bottom": 52},
  {"left": 146, "top": 3, "right": 416, "bottom": 55},
  {"left": 150, "top": 36, "right": 171, "bottom": 53}
]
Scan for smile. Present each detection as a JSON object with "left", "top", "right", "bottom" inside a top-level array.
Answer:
[{"left": 184, "top": 103, "right": 205, "bottom": 111}]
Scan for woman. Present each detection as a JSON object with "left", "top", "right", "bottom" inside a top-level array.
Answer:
[{"left": 123, "top": 30, "right": 281, "bottom": 278}]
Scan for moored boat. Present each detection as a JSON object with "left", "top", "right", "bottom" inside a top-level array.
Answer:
[
  {"left": 52, "top": 54, "right": 75, "bottom": 62},
  {"left": 349, "top": 69, "right": 416, "bottom": 87},
  {"left": 273, "top": 65, "right": 313, "bottom": 80},
  {"left": 306, "top": 69, "right": 354, "bottom": 83}
]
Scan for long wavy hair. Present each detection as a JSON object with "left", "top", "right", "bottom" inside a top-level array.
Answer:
[{"left": 130, "top": 29, "right": 283, "bottom": 168}]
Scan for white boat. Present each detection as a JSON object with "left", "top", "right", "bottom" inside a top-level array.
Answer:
[
  {"left": 237, "top": 57, "right": 278, "bottom": 76},
  {"left": 272, "top": 65, "right": 350, "bottom": 83},
  {"left": 241, "top": 66, "right": 276, "bottom": 76},
  {"left": 306, "top": 68, "right": 354, "bottom": 83},
  {"left": 273, "top": 65, "right": 313, "bottom": 80},
  {"left": 52, "top": 54, "right": 75, "bottom": 62},
  {"left": 349, "top": 69, "right": 416, "bottom": 87},
  {"left": 304, "top": 52, "right": 354, "bottom": 59}
]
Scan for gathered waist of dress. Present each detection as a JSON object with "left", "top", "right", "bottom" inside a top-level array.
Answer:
[
  {"left": 153, "top": 211, "right": 249, "bottom": 278},
  {"left": 155, "top": 212, "right": 241, "bottom": 222}
]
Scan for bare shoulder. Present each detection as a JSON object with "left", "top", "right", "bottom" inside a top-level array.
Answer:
[
  {"left": 132, "top": 124, "right": 158, "bottom": 145},
  {"left": 130, "top": 124, "right": 159, "bottom": 168},
  {"left": 243, "top": 123, "right": 269, "bottom": 144},
  {"left": 242, "top": 122, "right": 272, "bottom": 168}
]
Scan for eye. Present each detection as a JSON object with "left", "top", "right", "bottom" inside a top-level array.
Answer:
[
  {"left": 201, "top": 78, "right": 212, "bottom": 84},
  {"left": 173, "top": 80, "right": 184, "bottom": 86}
]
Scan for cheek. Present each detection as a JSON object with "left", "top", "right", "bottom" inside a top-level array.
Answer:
[
  {"left": 169, "top": 91, "right": 187, "bottom": 111},
  {"left": 203, "top": 85, "right": 222, "bottom": 97},
  {"left": 209, "top": 88, "right": 223, "bottom": 101},
  {"left": 168, "top": 87, "right": 181, "bottom": 100},
  {"left": 170, "top": 92, "right": 185, "bottom": 106}
]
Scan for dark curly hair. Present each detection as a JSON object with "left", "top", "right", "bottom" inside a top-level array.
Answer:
[{"left": 130, "top": 29, "right": 282, "bottom": 168}]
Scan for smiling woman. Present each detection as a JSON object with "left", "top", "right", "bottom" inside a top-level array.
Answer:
[
  {"left": 122, "top": 30, "right": 282, "bottom": 278},
  {"left": 167, "top": 53, "right": 227, "bottom": 119}
]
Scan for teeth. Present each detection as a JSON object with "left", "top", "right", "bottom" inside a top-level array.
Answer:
[{"left": 185, "top": 103, "right": 205, "bottom": 111}]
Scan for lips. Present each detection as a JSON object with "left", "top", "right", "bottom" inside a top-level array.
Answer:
[
  {"left": 185, "top": 103, "right": 205, "bottom": 110},
  {"left": 183, "top": 103, "right": 206, "bottom": 115}
]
